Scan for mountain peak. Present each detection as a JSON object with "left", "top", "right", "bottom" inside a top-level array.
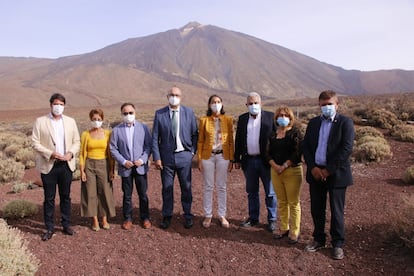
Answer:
[{"left": 180, "top": 21, "right": 204, "bottom": 36}]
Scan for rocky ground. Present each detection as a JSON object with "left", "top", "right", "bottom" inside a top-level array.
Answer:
[{"left": 1, "top": 138, "right": 414, "bottom": 275}]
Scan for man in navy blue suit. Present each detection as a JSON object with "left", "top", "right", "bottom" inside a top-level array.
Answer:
[
  {"left": 234, "top": 92, "right": 277, "bottom": 232},
  {"left": 302, "top": 90, "right": 354, "bottom": 260},
  {"left": 152, "top": 86, "right": 198, "bottom": 229},
  {"left": 110, "top": 103, "right": 152, "bottom": 230}
]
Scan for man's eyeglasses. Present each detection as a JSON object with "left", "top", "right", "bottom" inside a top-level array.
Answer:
[{"left": 123, "top": 112, "right": 134, "bottom": 116}]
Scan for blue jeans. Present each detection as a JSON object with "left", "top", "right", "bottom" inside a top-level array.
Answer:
[
  {"left": 243, "top": 156, "right": 277, "bottom": 222},
  {"left": 160, "top": 151, "right": 193, "bottom": 219}
]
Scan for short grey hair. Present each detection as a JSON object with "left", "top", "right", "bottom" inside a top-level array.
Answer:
[{"left": 247, "top": 92, "right": 261, "bottom": 101}]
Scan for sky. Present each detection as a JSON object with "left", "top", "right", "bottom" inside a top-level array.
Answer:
[{"left": 1, "top": 0, "right": 413, "bottom": 71}]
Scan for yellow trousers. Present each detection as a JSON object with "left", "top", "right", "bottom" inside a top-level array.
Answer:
[{"left": 271, "top": 165, "right": 303, "bottom": 238}]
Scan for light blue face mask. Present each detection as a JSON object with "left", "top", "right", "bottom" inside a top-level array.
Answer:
[
  {"left": 321, "top": 104, "right": 336, "bottom": 118},
  {"left": 248, "top": 104, "right": 261, "bottom": 116},
  {"left": 277, "top": 117, "right": 290, "bottom": 127}
]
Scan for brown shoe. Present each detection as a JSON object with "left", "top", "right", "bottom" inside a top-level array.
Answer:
[
  {"left": 142, "top": 219, "right": 152, "bottom": 229},
  {"left": 202, "top": 217, "right": 212, "bottom": 228},
  {"left": 122, "top": 220, "right": 132, "bottom": 230},
  {"left": 219, "top": 216, "right": 230, "bottom": 228}
]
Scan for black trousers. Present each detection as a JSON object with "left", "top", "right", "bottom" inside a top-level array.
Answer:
[
  {"left": 121, "top": 169, "right": 149, "bottom": 221},
  {"left": 309, "top": 181, "right": 347, "bottom": 248},
  {"left": 41, "top": 162, "right": 73, "bottom": 231}
]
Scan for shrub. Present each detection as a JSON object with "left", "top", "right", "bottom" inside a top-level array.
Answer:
[
  {"left": 390, "top": 124, "right": 414, "bottom": 143},
  {"left": 352, "top": 126, "right": 392, "bottom": 163},
  {"left": 11, "top": 182, "right": 31, "bottom": 193},
  {"left": 364, "top": 108, "right": 401, "bottom": 129},
  {"left": 0, "top": 219, "right": 39, "bottom": 275},
  {"left": 391, "top": 195, "right": 414, "bottom": 249},
  {"left": 354, "top": 126, "right": 383, "bottom": 141},
  {"left": 0, "top": 158, "right": 25, "bottom": 184},
  {"left": 2, "top": 200, "right": 38, "bottom": 219},
  {"left": 15, "top": 147, "right": 36, "bottom": 169},
  {"left": 403, "top": 165, "right": 414, "bottom": 185}
]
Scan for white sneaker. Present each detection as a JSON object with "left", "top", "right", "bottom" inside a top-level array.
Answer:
[
  {"left": 202, "top": 217, "right": 212, "bottom": 228},
  {"left": 219, "top": 216, "right": 230, "bottom": 228}
]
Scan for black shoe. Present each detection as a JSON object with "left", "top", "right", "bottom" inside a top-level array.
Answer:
[
  {"left": 63, "top": 227, "right": 74, "bottom": 236},
  {"left": 273, "top": 230, "right": 289, "bottom": 240},
  {"left": 160, "top": 216, "right": 172, "bottom": 229},
  {"left": 304, "top": 240, "right": 325, "bottom": 252},
  {"left": 332, "top": 247, "right": 344, "bottom": 260},
  {"left": 267, "top": 221, "right": 276, "bottom": 232},
  {"left": 288, "top": 235, "right": 300, "bottom": 244},
  {"left": 184, "top": 218, "right": 193, "bottom": 229},
  {"left": 240, "top": 218, "right": 258, "bottom": 228},
  {"left": 42, "top": 230, "right": 55, "bottom": 241}
]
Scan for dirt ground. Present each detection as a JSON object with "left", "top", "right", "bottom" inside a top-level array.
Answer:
[{"left": 1, "top": 137, "right": 414, "bottom": 275}]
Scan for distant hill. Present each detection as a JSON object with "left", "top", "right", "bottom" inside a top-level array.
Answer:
[{"left": 0, "top": 22, "right": 413, "bottom": 110}]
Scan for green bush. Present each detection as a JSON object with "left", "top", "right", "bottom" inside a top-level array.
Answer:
[
  {"left": 0, "top": 158, "right": 25, "bottom": 184},
  {"left": 391, "top": 195, "right": 414, "bottom": 249},
  {"left": 2, "top": 200, "right": 38, "bottom": 219},
  {"left": 353, "top": 126, "right": 392, "bottom": 163},
  {"left": 0, "top": 218, "right": 39, "bottom": 275},
  {"left": 364, "top": 108, "right": 401, "bottom": 129},
  {"left": 403, "top": 165, "right": 414, "bottom": 185},
  {"left": 390, "top": 124, "right": 414, "bottom": 143}
]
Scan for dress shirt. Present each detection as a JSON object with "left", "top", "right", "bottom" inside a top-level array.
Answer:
[
  {"left": 125, "top": 122, "right": 135, "bottom": 164},
  {"left": 170, "top": 107, "right": 185, "bottom": 152},
  {"left": 247, "top": 112, "right": 261, "bottom": 156},
  {"left": 315, "top": 115, "right": 334, "bottom": 166},
  {"left": 49, "top": 113, "right": 65, "bottom": 155}
]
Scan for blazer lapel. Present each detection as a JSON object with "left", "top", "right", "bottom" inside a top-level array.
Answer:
[{"left": 46, "top": 115, "right": 57, "bottom": 147}]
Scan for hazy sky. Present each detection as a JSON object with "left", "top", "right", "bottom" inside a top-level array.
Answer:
[{"left": 1, "top": 0, "right": 413, "bottom": 71}]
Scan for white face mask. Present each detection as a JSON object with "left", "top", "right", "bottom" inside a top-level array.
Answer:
[
  {"left": 168, "top": 96, "right": 181, "bottom": 106},
  {"left": 91, "top": 120, "right": 103, "bottom": 129},
  {"left": 52, "top": 104, "right": 64, "bottom": 116},
  {"left": 210, "top": 103, "right": 222, "bottom": 114},
  {"left": 248, "top": 104, "right": 261, "bottom": 116},
  {"left": 123, "top": 114, "right": 135, "bottom": 124}
]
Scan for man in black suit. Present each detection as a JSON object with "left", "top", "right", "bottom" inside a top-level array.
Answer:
[
  {"left": 234, "top": 92, "right": 277, "bottom": 232},
  {"left": 302, "top": 90, "right": 354, "bottom": 260}
]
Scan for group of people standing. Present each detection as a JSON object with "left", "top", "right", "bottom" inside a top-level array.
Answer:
[{"left": 32, "top": 87, "right": 354, "bottom": 260}]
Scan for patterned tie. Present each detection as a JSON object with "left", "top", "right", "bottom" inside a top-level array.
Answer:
[{"left": 171, "top": 110, "right": 178, "bottom": 138}]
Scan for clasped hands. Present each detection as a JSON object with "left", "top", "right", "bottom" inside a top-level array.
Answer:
[
  {"left": 311, "top": 167, "right": 330, "bottom": 182},
  {"left": 124, "top": 159, "right": 143, "bottom": 169}
]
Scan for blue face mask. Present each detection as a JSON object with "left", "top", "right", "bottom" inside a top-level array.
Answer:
[
  {"left": 277, "top": 117, "right": 290, "bottom": 127},
  {"left": 248, "top": 104, "right": 261, "bottom": 116},
  {"left": 321, "top": 105, "right": 336, "bottom": 118}
]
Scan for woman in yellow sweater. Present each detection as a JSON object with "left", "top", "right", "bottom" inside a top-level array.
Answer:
[
  {"left": 198, "top": 95, "right": 234, "bottom": 228},
  {"left": 80, "top": 109, "right": 115, "bottom": 231}
]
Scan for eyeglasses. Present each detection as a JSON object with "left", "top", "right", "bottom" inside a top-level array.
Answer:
[
  {"left": 123, "top": 112, "right": 134, "bottom": 116},
  {"left": 168, "top": 94, "right": 181, "bottom": 97},
  {"left": 247, "top": 102, "right": 259, "bottom": 105}
]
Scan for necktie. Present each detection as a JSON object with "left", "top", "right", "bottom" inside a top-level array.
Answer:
[{"left": 172, "top": 110, "right": 178, "bottom": 138}]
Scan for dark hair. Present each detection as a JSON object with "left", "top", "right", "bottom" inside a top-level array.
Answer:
[
  {"left": 206, "top": 94, "right": 225, "bottom": 116},
  {"left": 89, "top": 108, "right": 104, "bottom": 120},
  {"left": 120, "top": 102, "right": 135, "bottom": 111},
  {"left": 49, "top": 93, "right": 66, "bottom": 104},
  {"left": 319, "top": 90, "right": 337, "bottom": 101}
]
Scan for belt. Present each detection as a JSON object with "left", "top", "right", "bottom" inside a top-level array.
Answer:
[
  {"left": 211, "top": 150, "right": 223, "bottom": 155},
  {"left": 246, "top": 154, "right": 261, "bottom": 158},
  {"left": 54, "top": 160, "right": 67, "bottom": 166}
]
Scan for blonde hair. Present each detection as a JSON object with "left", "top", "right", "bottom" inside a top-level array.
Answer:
[{"left": 274, "top": 106, "right": 295, "bottom": 127}]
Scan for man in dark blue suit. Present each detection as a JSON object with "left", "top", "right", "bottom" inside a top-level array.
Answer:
[
  {"left": 110, "top": 103, "right": 152, "bottom": 230},
  {"left": 152, "top": 86, "right": 198, "bottom": 229},
  {"left": 302, "top": 90, "right": 354, "bottom": 260},
  {"left": 234, "top": 92, "right": 277, "bottom": 232}
]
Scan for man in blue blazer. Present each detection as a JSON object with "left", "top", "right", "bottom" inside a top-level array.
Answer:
[
  {"left": 152, "top": 86, "right": 198, "bottom": 229},
  {"left": 302, "top": 90, "right": 354, "bottom": 260},
  {"left": 234, "top": 92, "right": 277, "bottom": 232},
  {"left": 110, "top": 103, "right": 152, "bottom": 230}
]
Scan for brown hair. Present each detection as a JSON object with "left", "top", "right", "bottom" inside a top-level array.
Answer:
[
  {"left": 319, "top": 90, "right": 337, "bottom": 101},
  {"left": 274, "top": 106, "right": 295, "bottom": 127},
  {"left": 89, "top": 108, "right": 104, "bottom": 120}
]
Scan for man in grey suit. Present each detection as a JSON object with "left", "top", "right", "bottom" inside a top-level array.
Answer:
[
  {"left": 32, "top": 93, "right": 80, "bottom": 241},
  {"left": 152, "top": 86, "right": 198, "bottom": 229},
  {"left": 110, "top": 103, "right": 152, "bottom": 230}
]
